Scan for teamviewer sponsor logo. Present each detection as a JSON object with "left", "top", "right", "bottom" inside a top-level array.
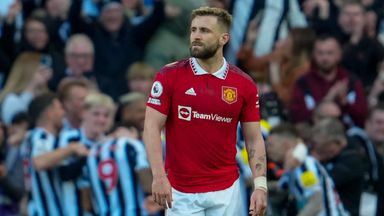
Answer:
[
  {"left": 178, "top": 105, "right": 232, "bottom": 123},
  {"left": 178, "top": 106, "right": 192, "bottom": 121}
]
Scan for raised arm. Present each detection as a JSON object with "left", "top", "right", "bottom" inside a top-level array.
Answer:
[
  {"left": 143, "top": 106, "right": 171, "bottom": 209},
  {"left": 241, "top": 121, "right": 267, "bottom": 216}
]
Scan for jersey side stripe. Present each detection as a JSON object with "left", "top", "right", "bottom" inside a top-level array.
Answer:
[
  {"left": 119, "top": 139, "right": 138, "bottom": 215},
  {"left": 110, "top": 140, "right": 126, "bottom": 215},
  {"left": 89, "top": 143, "right": 108, "bottom": 214},
  {"left": 32, "top": 171, "right": 48, "bottom": 216},
  {"left": 125, "top": 142, "right": 141, "bottom": 215}
]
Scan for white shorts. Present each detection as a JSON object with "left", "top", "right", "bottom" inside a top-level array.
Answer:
[{"left": 166, "top": 178, "right": 242, "bottom": 216}]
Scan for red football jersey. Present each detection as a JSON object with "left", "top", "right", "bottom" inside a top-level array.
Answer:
[{"left": 147, "top": 58, "right": 260, "bottom": 193}]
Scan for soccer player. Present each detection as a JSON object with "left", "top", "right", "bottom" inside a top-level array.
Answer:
[
  {"left": 23, "top": 93, "right": 88, "bottom": 216},
  {"left": 267, "top": 124, "right": 348, "bottom": 216},
  {"left": 83, "top": 136, "right": 152, "bottom": 216},
  {"left": 58, "top": 78, "right": 92, "bottom": 130},
  {"left": 58, "top": 92, "right": 116, "bottom": 216},
  {"left": 59, "top": 92, "right": 154, "bottom": 215},
  {"left": 144, "top": 7, "right": 267, "bottom": 216}
]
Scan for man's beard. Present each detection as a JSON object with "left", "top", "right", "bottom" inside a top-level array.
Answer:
[
  {"left": 318, "top": 63, "right": 337, "bottom": 75},
  {"left": 190, "top": 41, "right": 220, "bottom": 59}
]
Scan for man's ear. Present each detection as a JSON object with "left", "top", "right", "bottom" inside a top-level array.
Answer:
[{"left": 220, "top": 33, "right": 230, "bottom": 46}]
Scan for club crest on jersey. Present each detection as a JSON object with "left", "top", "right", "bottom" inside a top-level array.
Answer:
[
  {"left": 222, "top": 86, "right": 237, "bottom": 104},
  {"left": 151, "top": 81, "right": 163, "bottom": 98}
]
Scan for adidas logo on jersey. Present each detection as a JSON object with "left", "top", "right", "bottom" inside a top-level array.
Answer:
[{"left": 185, "top": 88, "right": 196, "bottom": 96}]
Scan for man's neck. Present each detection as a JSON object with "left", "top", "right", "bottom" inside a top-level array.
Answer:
[
  {"left": 196, "top": 53, "right": 224, "bottom": 74},
  {"left": 66, "top": 114, "right": 82, "bottom": 129},
  {"left": 38, "top": 121, "right": 58, "bottom": 135},
  {"left": 83, "top": 126, "right": 102, "bottom": 141},
  {"left": 318, "top": 67, "right": 338, "bottom": 81}
]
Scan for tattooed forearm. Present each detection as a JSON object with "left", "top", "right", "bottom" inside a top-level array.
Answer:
[
  {"left": 255, "top": 163, "right": 263, "bottom": 171},
  {"left": 248, "top": 149, "right": 256, "bottom": 159},
  {"left": 255, "top": 154, "right": 266, "bottom": 176}
]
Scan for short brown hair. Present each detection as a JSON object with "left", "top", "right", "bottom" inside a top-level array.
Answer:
[
  {"left": 270, "top": 123, "right": 300, "bottom": 140},
  {"left": 191, "top": 7, "right": 232, "bottom": 32},
  {"left": 341, "top": 0, "right": 365, "bottom": 12},
  {"left": 58, "top": 78, "right": 91, "bottom": 102},
  {"left": 126, "top": 62, "right": 155, "bottom": 81},
  {"left": 312, "top": 118, "right": 345, "bottom": 140}
]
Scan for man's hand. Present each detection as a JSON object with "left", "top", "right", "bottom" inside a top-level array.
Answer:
[
  {"left": 324, "top": 79, "right": 348, "bottom": 104},
  {"left": 110, "top": 126, "right": 139, "bottom": 139},
  {"left": 144, "top": 195, "right": 163, "bottom": 214},
  {"left": 6, "top": 0, "right": 22, "bottom": 24},
  {"left": 152, "top": 175, "right": 172, "bottom": 209},
  {"left": 249, "top": 189, "right": 267, "bottom": 216},
  {"left": 69, "top": 143, "right": 89, "bottom": 157}
]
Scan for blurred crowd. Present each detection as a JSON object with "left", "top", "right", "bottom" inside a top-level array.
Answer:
[{"left": 0, "top": 0, "right": 383, "bottom": 215}]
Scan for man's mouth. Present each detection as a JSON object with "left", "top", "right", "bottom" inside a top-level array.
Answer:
[{"left": 192, "top": 41, "right": 203, "bottom": 47}]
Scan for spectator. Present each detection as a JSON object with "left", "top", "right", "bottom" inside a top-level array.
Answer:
[
  {"left": 289, "top": 34, "right": 368, "bottom": 127},
  {"left": 144, "top": 0, "right": 205, "bottom": 70},
  {"left": 117, "top": 92, "right": 147, "bottom": 137},
  {"left": 251, "top": 0, "right": 307, "bottom": 57},
  {"left": 224, "top": 0, "right": 264, "bottom": 64},
  {"left": 0, "top": 0, "right": 22, "bottom": 83},
  {"left": 122, "top": 0, "right": 153, "bottom": 25},
  {"left": 44, "top": 0, "right": 72, "bottom": 50},
  {"left": 126, "top": 62, "right": 155, "bottom": 96},
  {"left": 364, "top": 103, "right": 384, "bottom": 216},
  {"left": 70, "top": 0, "right": 165, "bottom": 100},
  {"left": 58, "top": 92, "right": 115, "bottom": 216},
  {"left": 302, "top": 0, "right": 340, "bottom": 35},
  {"left": 50, "top": 34, "right": 97, "bottom": 90},
  {"left": 267, "top": 123, "right": 348, "bottom": 216},
  {"left": 338, "top": 1, "right": 384, "bottom": 90},
  {"left": 361, "top": 0, "right": 384, "bottom": 38},
  {"left": 312, "top": 100, "right": 342, "bottom": 124},
  {"left": 2, "top": 10, "right": 66, "bottom": 74},
  {"left": 59, "top": 92, "right": 157, "bottom": 215},
  {"left": 365, "top": 103, "right": 384, "bottom": 159},
  {"left": 0, "top": 119, "right": 25, "bottom": 216},
  {"left": 0, "top": 52, "right": 52, "bottom": 125},
  {"left": 367, "top": 62, "right": 384, "bottom": 108},
  {"left": 311, "top": 118, "right": 366, "bottom": 215},
  {"left": 24, "top": 92, "right": 88, "bottom": 216},
  {"left": 238, "top": 27, "right": 316, "bottom": 105},
  {"left": 58, "top": 78, "right": 93, "bottom": 130}
]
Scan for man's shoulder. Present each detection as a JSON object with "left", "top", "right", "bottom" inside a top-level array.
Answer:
[
  {"left": 158, "top": 59, "right": 190, "bottom": 75},
  {"left": 59, "top": 128, "right": 81, "bottom": 143},
  {"left": 30, "top": 128, "right": 50, "bottom": 141}
]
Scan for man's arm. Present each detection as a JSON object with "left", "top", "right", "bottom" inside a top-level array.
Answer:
[
  {"left": 242, "top": 122, "right": 267, "bottom": 182},
  {"left": 80, "top": 188, "right": 93, "bottom": 213},
  {"left": 241, "top": 122, "right": 267, "bottom": 215},
  {"left": 33, "top": 143, "right": 88, "bottom": 171},
  {"left": 143, "top": 106, "right": 172, "bottom": 208}
]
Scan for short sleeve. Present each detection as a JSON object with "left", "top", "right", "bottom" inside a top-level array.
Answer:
[
  {"left": 146, "top": 71, "right": 172, "bottom": 115},
  {"left": 125, "top": 138, "right": 149, "bottom": 171},
  {"left": 240, "top": 82, "right": 260, "bottom": 122},
  {"left": 31, "top": 132, "right": 56, "bottom": 157},
  {"left": 58, "top": 129, "right": 81, "bottom": 166}
]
